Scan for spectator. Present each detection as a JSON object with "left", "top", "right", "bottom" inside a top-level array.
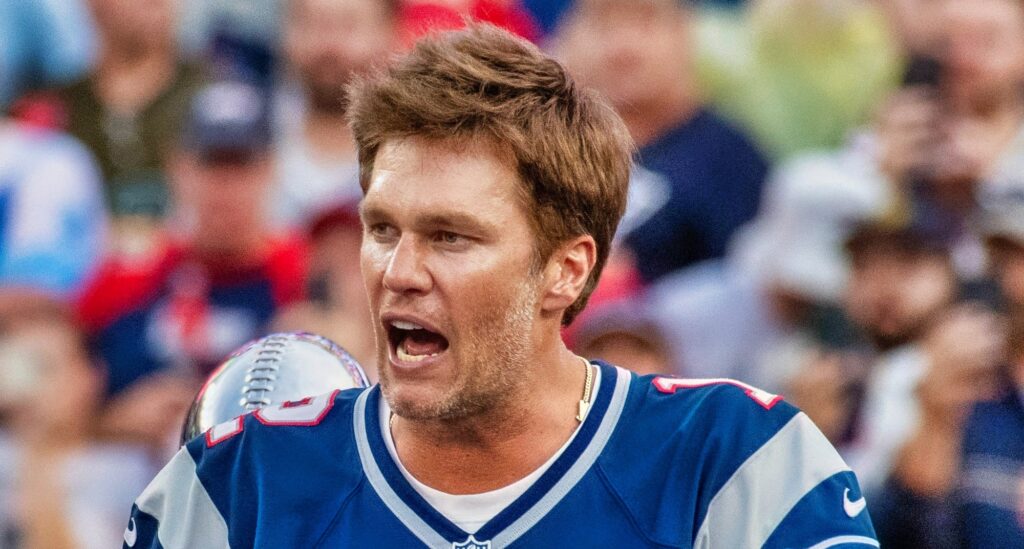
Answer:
[
  {"left": 953, "top": 189, "right": 1024, "bottom": 547},
  {"left": 0, "top": 116, "right": 108, "bottom": 319},
  {"left": 864, "top": 0, "right": 1024, "bottom": 280},
  {"left": 835, "top": 223, "right": 1002, "bottom": 503},
  {"left": 0, "top": 309, "right": 152, "bottom": 549},
  {"left": 554, "top": 0, "right": 769, "bottom": 283},
  {"left": 57, "top": 0, "right": 205, "bottom": 219},
  {"left": 273, "top": 200, "right": 378, "bottom": 380},
  {"left": 76, "top": 81, "right": 308, "bottom": 451},
  {"left": 645, "top": 152, "right": 888, "bottom": 393},
  {"left": 958, "top": 316, "right": 1024, "bottom": 548},
  {"left": 274, "top": 0, "right": 399, "bottom": 229}
]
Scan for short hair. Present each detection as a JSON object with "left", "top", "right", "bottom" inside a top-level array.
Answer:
[{"left": 348, "top": 24, "right": 633, "bottom": 325}]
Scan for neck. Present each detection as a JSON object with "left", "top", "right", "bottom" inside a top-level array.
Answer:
[
  {"left": 94, "top": 39, "right": 176, "bottom": 113},
  {"left": 390, "top": 344, "right": 589, "bottom": 494}
]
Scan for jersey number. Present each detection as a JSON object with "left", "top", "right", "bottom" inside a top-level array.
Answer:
[
  {"left": 205, "top": 389, "right": 340, "bottom": 447},
  {"left": 653, "top": 377, "right": 783, "bottom": 410}
]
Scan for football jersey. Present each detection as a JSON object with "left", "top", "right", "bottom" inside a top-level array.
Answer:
[{"left": 123, "top": 362, "right": 878, "bottom": 548}]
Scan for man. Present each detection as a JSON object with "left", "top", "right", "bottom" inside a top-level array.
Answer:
[
  {"left": 841, "top": 0, "right": 1024, "bottom": 280},
  {"left": 59, "top": 0, "right": 204, "bottom": 218},
  {"left": 78, "top": 80, "right": 307, "bottom": 451},
  {"left": 273, "top": 0, "right": 399, "bottom": 229},
  {"left": 554, "top": 0, "right": 769, "bottom": 283},
  {"left": 952, "top": 189, "right": 1024, "bottom": 548},
  {"left": 123, "top": 26, "right": 876, "bottom": 548}
]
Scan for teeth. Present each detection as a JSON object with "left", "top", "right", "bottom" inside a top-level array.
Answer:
[
  {"left": 391, "top": 320, "right": 424, "bottom": 331},
  {"left": 397, "top": 341, "right": 441, "bottom": 363}
]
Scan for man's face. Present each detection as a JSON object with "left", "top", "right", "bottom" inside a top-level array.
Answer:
[
  {"left": 89, "top": 0, "right": 174, "bottom": 49},
  {"left": 556, "top": 0, "right": 691, "bottom": 114},
  {"left": 360, "top": 138, "right": 543, "bottom": 421},
  {"left": 173, "top": 151, "right": 273, "bottom": 254},
  {"left": 284, "top": 0, "right": 395, "bottom": 113},
  {"left": 844, "top": 249, "right": 955, "bottom": 349},
  {"left": 942, "top": 0, "right": 1024, "bottom": 111}
]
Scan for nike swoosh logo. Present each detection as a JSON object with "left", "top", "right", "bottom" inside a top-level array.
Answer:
[
  {"left": 124, "top": 517, "right": 138, "bottom": 547},
  {"left": 843, "top": 488, "right": 867, "bottom": 518}
]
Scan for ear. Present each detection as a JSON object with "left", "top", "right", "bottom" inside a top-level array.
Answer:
[{"left": 540, "top": 235, "right": 598, "bottom": 316}]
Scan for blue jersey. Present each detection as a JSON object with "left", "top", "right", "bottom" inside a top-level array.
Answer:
[{"left": 124, "top": 363, "right": 877, "bottom": 548}]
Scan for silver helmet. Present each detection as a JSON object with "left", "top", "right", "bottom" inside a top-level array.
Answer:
[{"left": 181, "top": 332, "right": 369, "bottom": 444}]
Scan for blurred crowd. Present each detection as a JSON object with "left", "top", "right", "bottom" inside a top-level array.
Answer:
[{"left": 0, "top": 0, "right": 1022, "bottom": 547}]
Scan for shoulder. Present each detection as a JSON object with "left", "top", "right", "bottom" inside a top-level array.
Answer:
[
  {"left": 189, "top": 387, "right": 365, "bottom": 466},
  {"left": 599, "top": 371, "right": 874, "bottom": 547},
  {"left": 132, "top": 388, "right": 368, "bottom": 549},
  {"left": 188, "top": 387, "right": 367, "bottom": 517},
  {"left": 628, "top": 373, "right": 799, "bottom": 434}
]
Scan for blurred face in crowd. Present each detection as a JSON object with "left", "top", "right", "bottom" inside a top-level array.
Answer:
[
  {"left": 845, "top": 247, "right": 956, "bottom": 349},
  {"left": 942, "top": 0, "right": 1024, "bottom": 112},
  {"left": 89, "top": 0, "right": 175, "bottom": 50},
  {"left": 577, "top": 331, "right": 670, "bottom": 376},
  {"left": 285, "top": 0, "right": 396, "bottom": 113},
  {"left": 0, "top": 316, "right": 102, "bottom": 440},
  {"left": 556, "top": 0, "right": 692, "bottom": 116},
  {"left": 361, "top": 139, "right": 544, "bottom": 421},
  {"left": 172, "top": 151, "right": 273, "bottom": 256}
]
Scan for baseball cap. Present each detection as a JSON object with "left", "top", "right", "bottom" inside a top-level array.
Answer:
[{"left": 184, "top": 80, "right": 272, "bottom": 162}]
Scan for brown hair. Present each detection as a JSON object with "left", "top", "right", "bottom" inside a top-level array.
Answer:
[{"left": 347, "top": 24, "right": 633, "bottom": 325}]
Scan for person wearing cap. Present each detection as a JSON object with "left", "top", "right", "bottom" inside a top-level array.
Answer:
[{"left": 76, "top": 80, "right": 309, "bottom": 453}]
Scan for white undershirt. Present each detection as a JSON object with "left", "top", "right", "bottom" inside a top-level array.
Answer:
[{"left": 379, "top": 365, "right": 601, "bottom": 534}]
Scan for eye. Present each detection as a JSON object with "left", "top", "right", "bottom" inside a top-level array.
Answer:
[
  {"left": 435, "top": 231, "right": 466, "bottom": 247},
  {"left": 440, "top": 232, "right": 459, "bottom": 244},
  {"left": 367, "top": 223, "right": 398, "bottom": 241}
]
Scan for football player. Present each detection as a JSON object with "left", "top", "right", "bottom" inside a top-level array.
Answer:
[{"left": 123, "top": 24, "right": 878, "bottom": 548}]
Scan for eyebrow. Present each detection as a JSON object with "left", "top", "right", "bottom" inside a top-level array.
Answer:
[{"left": 359, "top": 203, "right": 498, "bottom": 236}]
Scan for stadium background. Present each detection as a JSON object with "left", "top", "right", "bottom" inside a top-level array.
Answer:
[{"left": 0, "top": 0, "right": 1022, "bottom": 546}]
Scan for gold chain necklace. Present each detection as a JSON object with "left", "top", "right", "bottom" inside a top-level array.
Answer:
[{"left": 575, "top": 355, "right": 594, "bottom": 423}]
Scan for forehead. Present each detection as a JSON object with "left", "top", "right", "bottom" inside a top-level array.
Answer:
[
  {"left": 289, "top": 0, "right": 386, "bottom": 22},
  {"left": 574, "top": 0, "right": 684, "bottom": 17},
  {"left": 361, "top": 138, "right": 526, "bottom": 223}
]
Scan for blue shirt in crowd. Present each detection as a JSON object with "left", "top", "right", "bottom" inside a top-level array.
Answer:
[{"left": 622, "top": 108, "right": 769, "bottom": 283}]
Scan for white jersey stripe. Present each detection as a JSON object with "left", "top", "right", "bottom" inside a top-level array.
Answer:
[
  {"left": 134, "top": 448, "right": 231, "bottom": 549},
  {"left": 807, "top": 535, "right": 881, "bottom": 549},
  {"left": 693, "top": 412, "right": 851, "bottom": 549}
]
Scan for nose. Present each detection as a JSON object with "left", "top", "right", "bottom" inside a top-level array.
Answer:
[{"left": 382, "top": 235, "right": 432, "bottom": 295}]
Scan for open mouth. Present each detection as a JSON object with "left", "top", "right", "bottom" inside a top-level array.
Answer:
[{"left": 386, "top": 319, "right": 450, "bottom": 364}]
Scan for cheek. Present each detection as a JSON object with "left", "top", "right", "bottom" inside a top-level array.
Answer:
[{"left": 360, "top": 245, "right": 386, "bottom": 295}]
